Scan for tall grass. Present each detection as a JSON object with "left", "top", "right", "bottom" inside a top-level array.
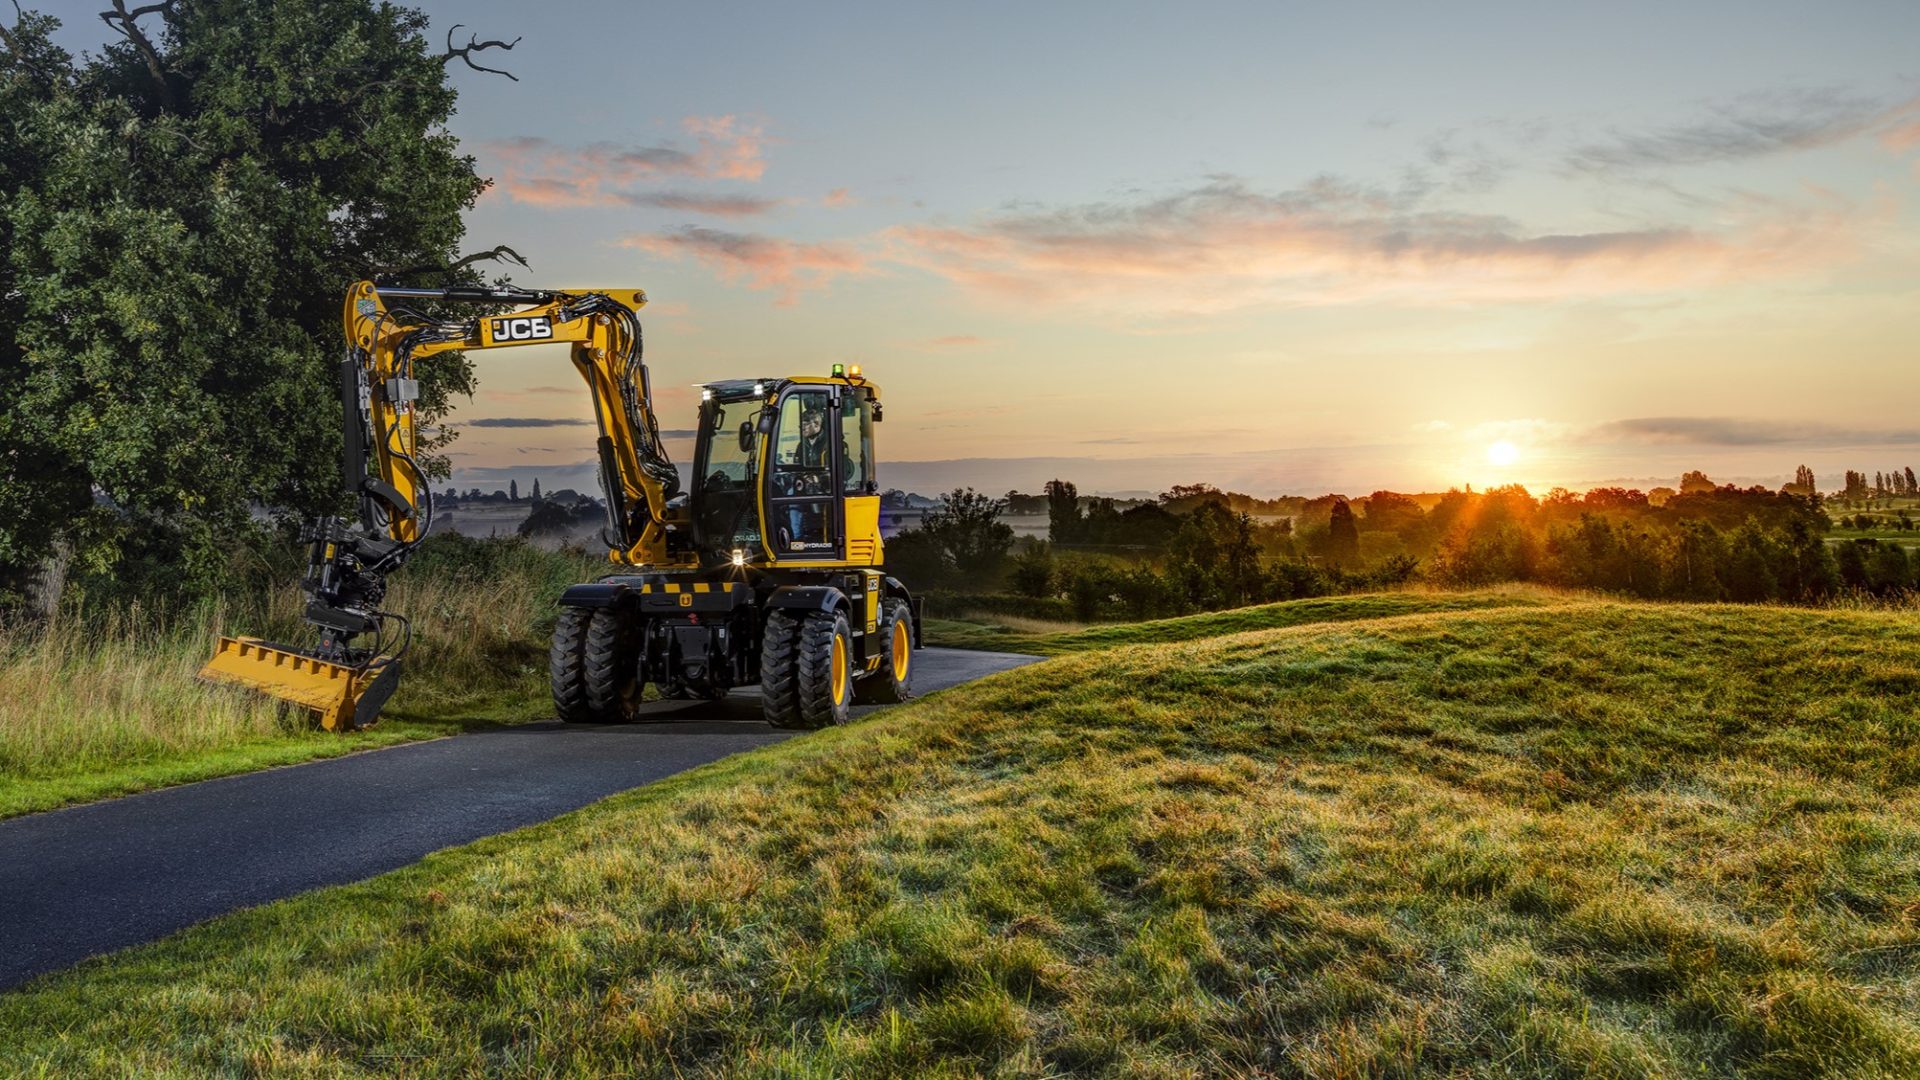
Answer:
[
  {"left": 0, "top": 603, "right": 295, "bottom": 778},
  {"left": 0, "top": 536, "right": 601, "bottom": 817}
]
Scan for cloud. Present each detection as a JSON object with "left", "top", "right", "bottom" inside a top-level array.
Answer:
[
  {"left": 1463, "top": 419, "right": 1576, "bottom": 445},
  {"left": 622, "top": 226, "right": 866, "bottom": 302},
  {"left": 1885, "top": 118, "right": 1920, "bottom": 153},
  {"left": 462, "top": 417, "right": 593, "bottom": 428},
  {"left": 1588, "top": 417, "right": 1920, "bottom": 447},
  {"left": 928, "top": 335, "right": 988, "bottom": 347},
  {"left": 628, "top": 192, "right": 783, "bottom": 217},
  {"left": 882, "top": 175, "right": 1863, "bottom": 314},
  {"left": 1414, "top": 128, "right": 1517, "bottom": 194},
  {"left": 483, "top": 115, "right": 770, "bottom": 208},
  {"left": 823, "top": 188, "right": 857, "bottom": 208},
  {"left": 1566, "top": 88, "right": 1920, "bottom": 173}
]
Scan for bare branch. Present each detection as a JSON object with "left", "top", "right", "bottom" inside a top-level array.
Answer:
[
  {"left": 440, "top": 23, "right": 519, "bottom": 81},
  {"left": 148, "top": 120, "right": 209, "bottom": 154},
  {"left": 370, "top": 245, "right": 530, "bottom": 283},
  {"left": 448, "top": 245, "right": 530, "bottom": 273},
  {"left": 98, "top": 0, "right": 176, "bottom": 110}
]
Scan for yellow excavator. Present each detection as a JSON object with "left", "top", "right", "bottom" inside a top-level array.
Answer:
[{"left": 201, "top": 281, "right": 919, "bottom": 731}]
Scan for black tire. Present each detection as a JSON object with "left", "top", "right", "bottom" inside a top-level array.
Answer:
[
  {"left": 761, "top": 610, "right": 804, "bottom": 728},
  {"left": 584, "top": 608, "right": 643, "bottom": 722},
  {"left": 550, "top": 607, "right": 593, "bottom": 722},
  {"left": 796, "top": 610, "right": 854, "bottom": 728},
  {"left": 855, "top": 599, "right": 915, "bottom": 705}
]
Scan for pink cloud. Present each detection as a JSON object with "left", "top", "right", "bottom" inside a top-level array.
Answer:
[
  {"left": 823, "top": 188, "right": 857, "bottom": 208},
  {"left": 482, "top": 116, "right": 771, "bottom": 209},
  {"left": 1883, "top": 120, "right": 1920, "bottom": 153},
  {"left": 622, "top": 227, "right": 866, "bottom": 304},
  {"left": 928, "top": 335, "right": 988, "bottom": 347},
  {"left": 882, "top": 177, "right": 1877, "bottom": 314},
  {"left": 679, "top": 115, "right": 768, "bottom": 180}
]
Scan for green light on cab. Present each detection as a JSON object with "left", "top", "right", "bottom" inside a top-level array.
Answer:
[{"left": 831, "top": 363, "right": 845, "bottom": 376}]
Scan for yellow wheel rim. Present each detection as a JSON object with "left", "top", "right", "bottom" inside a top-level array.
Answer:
[
  {"left": 830, "top": 633, "right": 847, "bottom": 704},
  {"left": 891, "top": 622, "right": 910, "bottom": 681}
]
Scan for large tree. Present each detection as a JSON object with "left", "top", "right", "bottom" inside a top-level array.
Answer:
[{"left": 0, "top": 0, "right": 512, "bottom": 602}]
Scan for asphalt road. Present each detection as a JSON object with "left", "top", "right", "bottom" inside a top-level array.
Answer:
[{"left": 0, "top": 647, "right": 1038, "bottom": 991}]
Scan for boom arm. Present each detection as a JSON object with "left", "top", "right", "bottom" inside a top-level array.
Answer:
[
  {"left": 202, "top": 281, "right": 683, "bottom": 731},
  {"left": 341, "top": 281, "right": 682, "bottom": 562}
]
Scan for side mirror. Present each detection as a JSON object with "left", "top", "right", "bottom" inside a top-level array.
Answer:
[
  {"left": 872, "top": 401, "right": 884, "bottom": 423},
  {"left": 738, "top": 420, "right": 755, "bottom": 453},
  {"left": 755, "top": 407, "right": 777, "bottom": 434}
]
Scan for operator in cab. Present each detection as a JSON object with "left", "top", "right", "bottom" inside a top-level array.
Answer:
[{"left": 797, "top": 402, "right": 830, "bottom": 468}]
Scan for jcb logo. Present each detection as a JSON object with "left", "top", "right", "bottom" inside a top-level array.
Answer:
[{"left": 489, "top": 316, "right": 553, "bottom": 342}]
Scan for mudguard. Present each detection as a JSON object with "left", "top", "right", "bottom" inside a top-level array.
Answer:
[
  {"left": 766, "top": 585, "right": 848, "bottom": 614},
  {"left": 884, "top": 576, "right": 926, "bottom": 650},
  {"left": 558, "top": 582, "right": 634, "bottom": 609}
]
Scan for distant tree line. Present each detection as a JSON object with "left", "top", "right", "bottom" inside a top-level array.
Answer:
[
  {"left": 890, "top": 470, "right": 1918, "bottom": 622},
  {"left": 1837, "top": 467, "right": 1919, "bottom": 501}
]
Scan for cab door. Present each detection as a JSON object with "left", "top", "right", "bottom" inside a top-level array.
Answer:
[{"left": 764, "top": 386, "right": 842, "bottom": 562}]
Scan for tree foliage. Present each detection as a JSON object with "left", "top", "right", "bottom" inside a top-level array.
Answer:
[
  {"left": 1, "top": 0, "right": 506, "bottom": 603},
  {"left": 920, "top": 487, "right": 1016, "bottom": 579}
]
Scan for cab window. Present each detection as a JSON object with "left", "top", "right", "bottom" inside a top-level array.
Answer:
[{"left": 841, "top": 395, "right": 873, "bottom": 494}]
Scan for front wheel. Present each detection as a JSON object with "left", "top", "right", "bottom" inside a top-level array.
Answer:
[
  {"left": 761, "top": 610, "right": 804, "bottom": 728},
  {"left": 855, "top": 599, "right": 914, "bottom": 705},
  {"left": 583, "top": 608, "right": 643, "bottom": 722},
  {"left": 550, "top": 607, "right": 593, "bottom": 722},
  {"left": 795, "top": 610, "right": 854, "bottom": 728}
]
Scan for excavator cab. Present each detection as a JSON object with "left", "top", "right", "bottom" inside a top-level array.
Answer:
[{"left": 690, "top": 371, "right": 884, "bottom": 570}]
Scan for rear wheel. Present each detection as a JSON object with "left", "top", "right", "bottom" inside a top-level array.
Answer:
[
  {"left": 796, "top": 611, "right": 854, "bottom": 728},
  {"left": 584, "top": 608, "right": 643, "bottom": 722},
  {"left": 761, "top": 610, "right": 804, "bottom": 728},
  {"left": 550, "top": 607, "right": 592, "bottom": 722},
  {"left": 855, "top": 599, "right": 914, "bottom": 705}
]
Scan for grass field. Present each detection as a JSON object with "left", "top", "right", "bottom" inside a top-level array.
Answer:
[
  {"left": 0, "top": 537, "right": 597, "bottom": 819},
  {"left": 925, "top": 583, "right": 1571, "bottom": 655},
  {"left": 4, "top": 599, "right": 1916, "bottom": 1076}
]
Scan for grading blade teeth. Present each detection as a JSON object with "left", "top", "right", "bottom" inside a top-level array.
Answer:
[{"left": 199, "top": 636, "right": 387, "bottom": 732}]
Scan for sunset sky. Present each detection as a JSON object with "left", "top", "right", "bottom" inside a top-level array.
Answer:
[{"left": 54, "top": 1, "right": 1920, "bottom": 497}]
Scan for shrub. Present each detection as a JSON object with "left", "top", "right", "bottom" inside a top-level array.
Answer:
[{"left": 1007, "top": 541, "right": 1055, "bottom": 599}]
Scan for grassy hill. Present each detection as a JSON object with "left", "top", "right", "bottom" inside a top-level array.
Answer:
[
  {"left": 925, "top": 584, "right": 1569, "bottom": 655},
  {"left": 4, "top": 599, "right": 1917, "bottom": 1076}
]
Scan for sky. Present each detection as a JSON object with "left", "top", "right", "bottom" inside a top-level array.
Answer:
[{"left": 47, "top": 1, "right": 1920, "bottom": 498}]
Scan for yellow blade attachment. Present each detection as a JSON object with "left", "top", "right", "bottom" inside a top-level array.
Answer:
[{"left": 200, "top": 636, "right": 370, "bottom": 732}]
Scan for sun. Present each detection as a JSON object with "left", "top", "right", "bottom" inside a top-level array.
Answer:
[{"left": 1486, "top": 440, "right": 1520, "bottom": 467}]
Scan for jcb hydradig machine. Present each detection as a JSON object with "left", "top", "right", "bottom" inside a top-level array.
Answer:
[{"left": 201, "top": 282, "right": 920, "bottom": 730}]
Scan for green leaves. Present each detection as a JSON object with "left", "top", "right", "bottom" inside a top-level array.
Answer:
[{"left": 1, "top": 0, "right": 494, "bottom": 603}]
